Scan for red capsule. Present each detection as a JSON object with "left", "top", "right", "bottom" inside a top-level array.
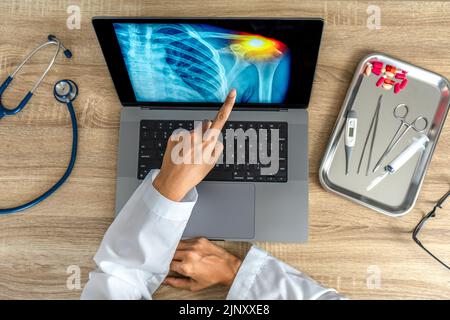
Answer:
[
  {"left": 372, "top": 67, "right": 382, "bottom": 76},
  {"left": 376, "top": 77, "right": 385, "bottom": 87},
  {"left": 385, "top": 65, "right": 397, "bottom": 74},
  {"left": 372, "top": 61, "right": 383, "bottom": 68},
  {"left": 400, "top": 78, "right": 408, "bottom": 89},
  {"left": 394, "top": 83, "right": 401, "bottom": 94}
]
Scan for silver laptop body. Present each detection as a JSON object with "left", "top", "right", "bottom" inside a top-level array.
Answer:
[
  {"left": 116, "top": 107, "right": 308, "bottom": 242},
  {"left": 92, "top": 17, "right": 323, "bottom": 243}
]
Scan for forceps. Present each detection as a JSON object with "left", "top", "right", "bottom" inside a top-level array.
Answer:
[
  {"left": 357, "top": 94, "right": 383, "bottom": 175},
  {"left": 372, "top": 103, "right": 428, "bottom": 172}
]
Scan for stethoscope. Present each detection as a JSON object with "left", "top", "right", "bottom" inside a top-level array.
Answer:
[{"left": 0, "top": 35, "right": 79, "bottom": 215}]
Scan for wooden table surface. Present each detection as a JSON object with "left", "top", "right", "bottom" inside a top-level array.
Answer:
[{"left": 0, "top": 0, "right": 448, "bottom": 300}]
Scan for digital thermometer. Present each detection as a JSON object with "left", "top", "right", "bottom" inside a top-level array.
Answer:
[{"left": 344, "top": 110, "right": 358, "bottom": 175}]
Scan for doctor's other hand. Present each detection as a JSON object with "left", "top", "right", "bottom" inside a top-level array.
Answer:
[
  {"left": 164, "top": 237, "right": 242, "bottom": 291},
  {"left": 153, "top": 89, "right": 237, "bottom": 202}
]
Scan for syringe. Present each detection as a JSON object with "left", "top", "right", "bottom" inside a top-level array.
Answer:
[{"left": 366, "top": 135, "right": 429, "bottom": 191}]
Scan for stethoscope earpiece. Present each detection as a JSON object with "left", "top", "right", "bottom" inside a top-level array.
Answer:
[
  {"left": 54, "top": 79, "right": 78, "bottom": 104},
  {"left": 48, "top": 34, "right": 72, "bottom": 58},
  {"left": 63, "top": 49, "right": 73, "bottom": 58}
]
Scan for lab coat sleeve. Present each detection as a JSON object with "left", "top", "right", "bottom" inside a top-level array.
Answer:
[
  {"left": 227, "top": 246, "right": 346, "bottom": 300},
  {"left": 81, "top": 169, "right": 197, "bottom": 300}
]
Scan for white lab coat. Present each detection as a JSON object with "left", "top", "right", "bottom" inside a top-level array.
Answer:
[{"left": 81, "top": 170, "right": 344, "bottom": 300}]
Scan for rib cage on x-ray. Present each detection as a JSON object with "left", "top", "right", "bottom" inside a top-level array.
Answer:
[
  {"left": 153, "top": 25, "right": 228, "bottom": 101},
  {"left": 114, "top": 23, "right": 290, "bottom": 103}
]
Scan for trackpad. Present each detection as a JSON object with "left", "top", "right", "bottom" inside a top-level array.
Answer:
[{"left": 183, "top": 183, "right": 255, "bottom": 239}]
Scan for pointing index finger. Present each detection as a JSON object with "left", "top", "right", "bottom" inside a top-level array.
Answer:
[{"left": 210, "top": 89, "right": 236, "bottom": 131}]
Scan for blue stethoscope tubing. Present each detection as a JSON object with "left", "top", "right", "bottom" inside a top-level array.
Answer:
[
  {"left": 0, "top": 99, "right": 78, "bottom": 214},
  {"left": 0, "top": 35, "right": 78, "bottom": 215},
  {"left": 0, "top": 75, "right": 33, "bottom": 117}
]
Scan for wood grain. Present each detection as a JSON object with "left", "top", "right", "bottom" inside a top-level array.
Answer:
[{"left": 0, "top": 0, "right": 448, "bottom": 300}]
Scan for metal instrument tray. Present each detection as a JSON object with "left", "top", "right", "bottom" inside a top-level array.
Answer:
[{"left": 319, "top": 53, "right": 449, "bottom": 216}]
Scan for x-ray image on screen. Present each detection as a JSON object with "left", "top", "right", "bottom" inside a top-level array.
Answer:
[{"left": 113, "top": 23, "right": 291, "bottom": 104}]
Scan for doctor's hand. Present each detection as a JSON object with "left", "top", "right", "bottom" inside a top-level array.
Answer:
[
  {"left": 153, "top": 89, "right": 237, "bottom": 202},
  {"left": 164, "top": 237, "right": 242, "bottom": 291}
]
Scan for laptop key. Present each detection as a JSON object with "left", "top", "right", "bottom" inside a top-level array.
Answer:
[
  {"left": 205, "top": 170, "right": 233, "bottom": 181},
  {"left": 138, "top": 120, "right": 288, "bottom": 183}
]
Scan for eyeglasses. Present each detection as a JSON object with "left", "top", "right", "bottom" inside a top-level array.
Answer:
[{"left": 412, "top": 190, "right": 449, "bottom": 270}]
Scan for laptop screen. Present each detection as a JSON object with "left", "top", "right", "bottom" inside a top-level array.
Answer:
[{"left": 93, "top": 18, "right": 323, "bottom": 108}]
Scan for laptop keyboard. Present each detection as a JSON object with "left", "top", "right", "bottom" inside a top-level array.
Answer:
[{"left": 138, "top": 120, "right": 288, "bottom": 182}]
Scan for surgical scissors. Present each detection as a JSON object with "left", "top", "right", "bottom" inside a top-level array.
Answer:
[{"left": 372, "top": 103, "right": 428, "bottom": 172}]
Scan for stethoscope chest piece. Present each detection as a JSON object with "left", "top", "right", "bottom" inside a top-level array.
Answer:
[{"left": 54, "top": 79, "right": 78, "bottom": 103}]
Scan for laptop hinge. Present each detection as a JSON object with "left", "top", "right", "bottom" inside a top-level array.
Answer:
[{"left": 140, "top": 106, "right": 288, "bottom": 112}]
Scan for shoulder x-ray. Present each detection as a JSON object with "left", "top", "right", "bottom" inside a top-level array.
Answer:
[{"left": 114, "top": 23, "right": 291, "bottom": 103}]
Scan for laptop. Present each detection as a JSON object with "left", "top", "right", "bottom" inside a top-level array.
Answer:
[{"left": 93, "top": 17, "right": 323, "bottom": 242}]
